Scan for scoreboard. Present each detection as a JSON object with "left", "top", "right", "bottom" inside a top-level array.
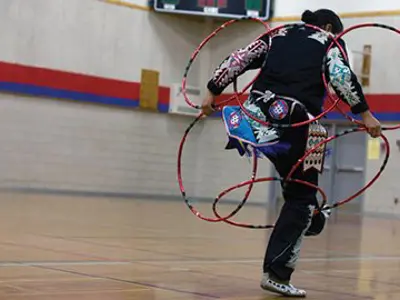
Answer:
[{"left": 152, "top": 0, "right": 273, "bottom": 20}]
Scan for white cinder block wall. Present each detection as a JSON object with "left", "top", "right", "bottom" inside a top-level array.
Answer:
[
  {"left": 0, "top": 94, "right": 271, "bottom": 201},
  {"left": 0, "top": 0, "right": 399, "bottom": 208},
  {"left": 273, "top": 0, "right": 400, "bottom": 16},
  {"left": 0, "top": 0, "right": 271, "bottom": 203},
  {"left": 339, "top": 17, "right": 400, "bottom": 215},
  {"left": 336, "top": 16, "right": 400, "bottom": 215},
  {"left": 0, "top": 0, "right": 205, "bottom": 86},
  {"left": 364, "top": 128, "right": 400, "bottom": 216}
]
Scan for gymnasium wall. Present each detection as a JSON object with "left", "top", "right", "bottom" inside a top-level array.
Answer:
[
  {"left": 324, "top": 16, "right": 400, "bottom": 216},
  {"left": 339, "top": 17, "right": 400, "bottom": 216},
  {"left": 364, "top": 127, "right": 400, "bottom": 216},
  {"left": 1, "top": 0, "right": 400, "bottom": 211},
  {"left": 0, "top": 0, "right": 271, "bottom": 203},
  {"left": 0, "top": 0, "right": 205, "bottom": 86}
]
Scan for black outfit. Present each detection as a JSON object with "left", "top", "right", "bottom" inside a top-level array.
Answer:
[
  {"left": 207, "top": 24, "right": 369, "bottom": 116},
  {"left": 257, "top": 97, "right": 322, "bottom": 281},
  {"left": 207, "top": 24, "right": 369, "bottom": 282}
]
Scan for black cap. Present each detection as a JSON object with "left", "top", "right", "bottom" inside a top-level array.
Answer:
[{"left": 301, "top": 9, "right": 344, "bottom": 34}]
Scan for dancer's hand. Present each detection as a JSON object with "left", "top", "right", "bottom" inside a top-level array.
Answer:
[
  {"left": 360, "top": 110, "right": 381, "bottom": 138},
  {"left": 201, "top": 90, "right": 216, "bottom": 116}
]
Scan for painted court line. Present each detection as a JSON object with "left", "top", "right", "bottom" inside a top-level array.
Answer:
[
  {"left": 1, "top": 255, "right": 400, "bottom": 267},
  {"left": 0, "top": 261, "right": 129, "bottom": 267},
  {"left": 10, "top": 288, "right": 150, "bottom": 296},
  {"left": 133, "top": 255, "right": 400, "bottom": 264},
  {"left": 301, "top": 267, "right": 400, "bottom": 274},
  {"left": 33, "top": 265, "right": 220, "bottom": 299}
]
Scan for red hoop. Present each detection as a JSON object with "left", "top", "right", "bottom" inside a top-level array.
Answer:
[
  {"left": 177, "top": 20, "right": 398, "bottom": 229},
  {"left": 177, "top": 113, "right": 259, "bottom": 223},
  {"left": 286, "top": 127, "right": 390, "bottom": 210},
  {"left": 323, "top": 23, "right": 400, "bottom": 131},
  {"left": 212, "top": 177, "right": 328, "bottom": 229},
  {"left": 181, "top": 17, "right": 270, "bottom": 110}
]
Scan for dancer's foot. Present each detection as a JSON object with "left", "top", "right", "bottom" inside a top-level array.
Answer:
[{"left": 260, "top": 273, "right": 307, "bottom": 297}]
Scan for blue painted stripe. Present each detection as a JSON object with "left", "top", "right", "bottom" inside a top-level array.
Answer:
[
  {"left": 211, "top": 111, "right": 400, "bottom": 122},
  {"left": 158, "top": 103, "right": 169, "bottom": 113},
  {"left": 0, "top": 82, "right": 140, "bottom": 108},
  {"left": 3, "top": 82, "right": 398, "bottom": 121},
  {"left": 327, "top": 112, "right": 400, "bottom": 122}
]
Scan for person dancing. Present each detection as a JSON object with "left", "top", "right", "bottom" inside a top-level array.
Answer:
[{"left": 201, "top": 9, "right": 381, "bottom": 297}]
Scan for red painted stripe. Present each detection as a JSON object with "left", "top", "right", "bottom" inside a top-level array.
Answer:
[
  {"left": 1, "top": 60, "right": 398, "bottom": 112},
  {"left": 158, "top": 86, "right": 170, "bottom": 105},
  {"left": 0, "top": 61, "right": 140, "bottom": 99},
  {"left": 366, "top": 94, "right": 400, "bottom": 112},
  {"left": 219, "top": 93, "right": 400, "bottom": 113},
  {"left": 323, "top": 94, "right": 400, "bottom": 113}
]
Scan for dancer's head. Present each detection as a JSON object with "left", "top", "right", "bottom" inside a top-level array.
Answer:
[{"left": 301, "top": 9, "right": 344, "bottom": 34}]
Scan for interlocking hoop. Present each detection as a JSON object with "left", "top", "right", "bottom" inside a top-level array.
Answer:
[
  {"left": 181, "top": 17, "right": 270, "bottom": 110},
  {"left": 177, "top": 21, "right": 398, "bottom": 229}
]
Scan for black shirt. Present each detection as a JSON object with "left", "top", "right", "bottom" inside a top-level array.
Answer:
[{"left": 207, "top": 24, "right": 369, "bottom": 116}]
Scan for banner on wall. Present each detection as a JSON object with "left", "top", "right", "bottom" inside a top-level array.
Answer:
[
  {"left": 367, "top": 138, "right": 380, "bottom": 160},
  {"left": 140, "top": 69, "right": 160, "bottom": 111}
]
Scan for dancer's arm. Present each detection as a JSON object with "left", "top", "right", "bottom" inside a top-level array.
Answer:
[
  {"left": 206, "top": 35, "right": 270, "bottom": 96},
  {"left": 201, "top": 36, "right": 270, "bottom": 115},
  {"left": 325, "top": 40, "right": 381, "bottom": 137},
  {"left": 325, "top": 40, "right": 369, "bottom": 114}
]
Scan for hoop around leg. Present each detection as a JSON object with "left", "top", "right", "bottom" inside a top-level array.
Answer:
[{"left": 212, "top": 176, "right": 328, "bottom": 229}]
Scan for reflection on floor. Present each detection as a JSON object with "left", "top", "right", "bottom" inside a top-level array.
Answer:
[{"left": 0, "top": 192, "right": 399, "bottom": 299}]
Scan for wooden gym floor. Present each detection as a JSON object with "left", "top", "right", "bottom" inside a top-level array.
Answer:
[{"left": 0, "top": 192, "right": 399, "bottom": 299}]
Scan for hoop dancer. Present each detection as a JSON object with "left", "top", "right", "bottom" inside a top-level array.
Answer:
[{"left": 201, "top": 9, "right": 381, "bottom": 297}]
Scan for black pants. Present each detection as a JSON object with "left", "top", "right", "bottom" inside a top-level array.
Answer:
[{"left": 259, "top": 97, "right": 326, "bottom": 282}]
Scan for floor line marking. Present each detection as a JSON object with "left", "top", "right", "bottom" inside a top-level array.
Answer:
[
  {"left": 2, "top": 255, "right": 400, "bottom": 267},
  {"left": 6, "top": 288, "right": 150, "bottom": 296},
  {"left": 32, "top": 265, "right": 221, "bottom": 299}
]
